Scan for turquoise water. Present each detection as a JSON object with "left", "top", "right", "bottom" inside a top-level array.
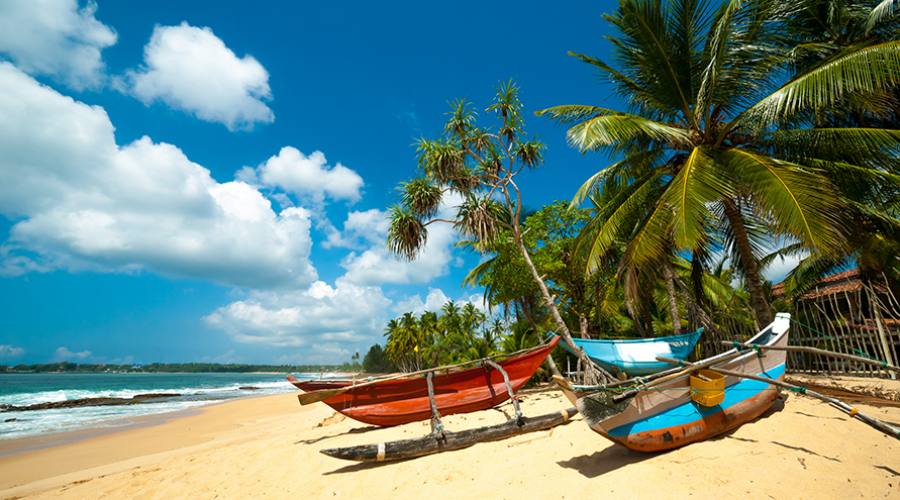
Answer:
[{"left": 0, "top": 372, "right": 340, "bottom": 439}]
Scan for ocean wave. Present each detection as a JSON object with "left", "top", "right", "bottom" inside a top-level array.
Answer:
[
  {"left": 0, "top": 374, "right": 302, "bottom": 439},
  {"left": 0, "top": 380, "right": 294, "bottom": 406}
]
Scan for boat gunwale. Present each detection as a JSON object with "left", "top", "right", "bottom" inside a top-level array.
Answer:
[{"left": 569, "top": 327, "right": 703, "bottom": 345}]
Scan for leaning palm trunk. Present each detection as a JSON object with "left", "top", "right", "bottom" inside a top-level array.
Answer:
[
  {"left": 723, "top": 199, "right": 773, "bottom": 326},
  {"left": 514, "top": 232, "right": 613, "bottom": 384},
  {"left": 662, "top": 260, "right": 683, "bottom": 333}
]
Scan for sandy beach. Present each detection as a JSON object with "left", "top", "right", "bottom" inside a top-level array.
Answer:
[{"left": 0, "top": 377, "right": 897, "bottom": 499}]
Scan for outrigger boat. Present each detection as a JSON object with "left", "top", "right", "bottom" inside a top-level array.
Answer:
[
  {"left": 561, "top": 328, "right": 703, "bottom": 376},
  {"left": 571, "top": 313, "right": 790, "bottom": 452},
  {"left": 296, "top": 336, "right": 560, "bottom": 427}
]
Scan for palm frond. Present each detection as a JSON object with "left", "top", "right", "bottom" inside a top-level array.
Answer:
[
  {"left": 565, "top": 51, "right": 675, "bottom": 114},
  {"left": 720, "top": 148, "right": 846, "bottom": 254},
  {"left": 561, "top": 111, "right": 693, "bottom": 152},
  {"left": 401, "top": 178, "right": 443, "bottom": 218},
  {"left": 738, "top": 41, "right": 900, "bottom": 127},
  {"left": 866, "top": 0, "right": 897, "bottom": 34},
  {"left": 769, "top": 128, "right": 900, "bottom": 168},
  {"left": 695, "top": 0, "right": 743, "bottom": 124},
  {"left": 387, "top": 205, "right": 427, "bottom": 260},
  {"left": 582, "top": 168, "right": 667, "bottom": 274},
  {"left": 662, "top": 146, "right": 734, "bottom": 249},
  {"left": 570, "top": 151, "right": 658, "bottom": 208}
]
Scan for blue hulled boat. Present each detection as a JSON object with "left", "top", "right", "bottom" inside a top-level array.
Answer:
[{"left": 562, "top": 328, "right": 703, "bottom": 376}]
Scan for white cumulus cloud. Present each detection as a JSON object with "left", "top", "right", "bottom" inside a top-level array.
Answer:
[
  {"left": 54, "top": 346, "right": 91, "bottom": 361},
  {"left": 0, "top": 0, "right": 116, "bottom": 90},
  {"left": 393, "top": 288, "right": 488, "bottom": 316},
  {"left": 204, "top": 279, "right": 391, "bottom": 363},
  {"left": 0, "top": 62, "right": 316, "bottom": 289},
  {"left": 122, "top": 22, "right": 273, "bottom": 130},
  {"left": 0, "top": 344, "right": 25, "bottom": 358},
  {"left": 339, "top": 195, "right": 462, "bottom": 286},
  {"left": 323, "top": 208, "right": 389, "bottom": 249},
  {"left": 247, "top": 147, "right": 364, "bottom": 204}
]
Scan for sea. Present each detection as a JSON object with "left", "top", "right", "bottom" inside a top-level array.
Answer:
[{"left": 0, "top": 372, "right": 345, "bottom": 440}]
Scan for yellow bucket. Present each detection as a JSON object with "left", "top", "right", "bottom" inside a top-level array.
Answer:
[{"left": 690, "top": 369, "right": 725, "bottom": 407}]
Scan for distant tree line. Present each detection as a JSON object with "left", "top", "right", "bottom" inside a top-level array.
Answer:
[{"left": 0, "top": 362, "right": 359, "bottom": 374}]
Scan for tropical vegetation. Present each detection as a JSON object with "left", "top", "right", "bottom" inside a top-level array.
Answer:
[{"left": 371, "top": 0, "right": 898, "bottom": 376}]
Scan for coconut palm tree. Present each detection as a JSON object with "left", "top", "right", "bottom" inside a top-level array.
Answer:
[
  {"left": 539, "top": 0, "right": 900, "bottom": 326},
  {"left": 774, "top": 0, "right": 900, "bottom": 293}
]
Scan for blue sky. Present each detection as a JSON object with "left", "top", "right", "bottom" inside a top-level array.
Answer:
[{"left": 0, "top": 0, "right": 633, "bottom": 365}]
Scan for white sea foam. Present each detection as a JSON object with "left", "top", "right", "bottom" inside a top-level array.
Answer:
[{"left": 0, "top": 375, "right": 299, "bottom": 439}]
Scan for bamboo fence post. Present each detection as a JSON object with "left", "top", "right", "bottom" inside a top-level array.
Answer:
[
  {"left": 868, "top": 284, "right": 897, "bottom": 379},
  {"left": 843, "top": 290, "right": 867, "bottom": 375},
  {"left": 812, "top": 299, "right": 837, "bottom": 374},
  {"left": 829, "top": 294, "right": 853, "bottom": 372}
]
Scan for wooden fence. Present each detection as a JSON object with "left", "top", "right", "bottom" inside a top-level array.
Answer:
[{"left": 692, "top": 275, "right": 899, "bottom": 379}]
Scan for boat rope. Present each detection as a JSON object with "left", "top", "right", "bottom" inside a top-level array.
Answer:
[
  {"left": 728, "top": 341, "right": 765, "bottom": 357},
  {"left": 484, "top": 359, "right": 524, "bottom": 425},
  {"left": 425, "top": 372, "right": 445, "bottom": 439}
]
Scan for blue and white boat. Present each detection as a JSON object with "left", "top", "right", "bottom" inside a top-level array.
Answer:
[
  {"left": 574, "top": 313, "right": 790, "bottom": 452},
  {"left": 562, "top": 328, "right": 703, "bottom": 376}
]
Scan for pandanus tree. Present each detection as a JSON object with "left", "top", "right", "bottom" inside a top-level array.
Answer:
[
  {"left": 539, "top": 0, "right": 900, "bottom": 327},
  {"left": 387, "top": 82, "right": 615, "bottom": 383}
]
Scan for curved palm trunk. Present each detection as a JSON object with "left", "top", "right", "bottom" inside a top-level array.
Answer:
[
  {"left": 517, "top": 297, "right": 564, "bottom": 379},
  {"left": 623, "top": 294, "right": 647, "bottom": 337},
  {"left": 513, "top": 235, "right": 614, "bottom": 384},
  {"left": 723, "top": 199, "right": 773, "bottom": 326},
  {"left": 662, "top": 261, "right": 683, "bottom": 333},
  {"left": 579, "top": 314, "right": 590, "bottom": 339}
]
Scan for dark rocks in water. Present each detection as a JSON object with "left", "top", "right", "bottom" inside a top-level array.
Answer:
[
  {"left": 1, "top": 393, "right": 181, "bottom": 412},
  {"left": 4, "top": 418, "right": 17, "bottom": 422},
  {"left": 239, "top": 386, "right": 260, "bottom": 391}
]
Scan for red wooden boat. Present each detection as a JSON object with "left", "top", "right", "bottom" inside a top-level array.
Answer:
[
  {"left": 286, "top": 377, "right": 350, "bottom": 392},
  {"left": 298, "top": 337, "right": 559, "bottom": 427}
]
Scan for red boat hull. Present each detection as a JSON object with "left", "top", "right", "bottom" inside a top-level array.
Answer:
[
  {"left": 286, "top": 377, "right": 350, "bottom": 392},
  {"left": 307, "top": 337, "right": 559, "bottom": 427}
]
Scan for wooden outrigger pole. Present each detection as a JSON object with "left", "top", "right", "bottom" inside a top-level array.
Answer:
[
  {"left": 718, "top": 341, "right": 900, "bottom": 375},
  {"left": 320, "top": 407, "right": 578, "bottom": 462}
]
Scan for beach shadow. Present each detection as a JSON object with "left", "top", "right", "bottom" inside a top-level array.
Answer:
[
  {"left": 792, "top": 411, "right": 844, "bottom": 421},
  {"left": 556, "top": 445, "right": 654, "bottom": 478},
  {"left": 294, "top": 425, "right": 382, "bottom": 445},
  {"left": 875, "top": 465, "right": 900, "bottom": 477},
  {"left": 724, "top": 435, "right": 758, "bottom": 443},
  {"left": 325, "top": 457, "right": 414, "bottom": 475},
  {"left": 770, "top": 441, "right": 841, "bottom": 462}
]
